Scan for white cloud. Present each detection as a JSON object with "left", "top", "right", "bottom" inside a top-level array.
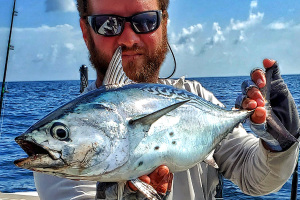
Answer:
[
  {"left": 238, "top": 30, "right": 246, "bottom": 43},
  {"left": 182, "top": 24, "right": 203, "bottom": 36},
  {"left": 170, "top": 1, "right": 264, "bottom": 57},
  {"left": 267, "top": 21, "right": 292, "bottom": 30},
  {"left": 51, "top": 44, "right": 59, "bottom": 64},
  {"left": 212, "top": 22, "right": 225, "bottom": 43},
  {"left": 197, "top": 22, "right": 225, "bottom": 54},
  {"left": 65, "top": 43, "right": 75, "bottom": 51},
  {"left": 14, "top": 24, "right": 74, "bottom": 32},
  {"left": 170, "top": 23, "right": 203, "bottom": 54},
  {"left": 173, "top": 24, "right": 203, "bottom": 44},
  {"left": 167, "top": 0, "right": 300, "bottom": 78},
  {"left": 229, "top": 12, "right": 264, "bottom": 30},
  {"left": 229, "top": 1, "right": 263, "bottom": 31},
  {"left": 0, "top": 24, "right": 91, "bottom": 81},
  {"left": 45, "top": 0, "right": 77, "bottom": 12},
  {"left": 32, "top": 54, "right": 44, "bottom": 62},
  {"left": 250, "top": 0, "right": 258, "bottom": 9}
]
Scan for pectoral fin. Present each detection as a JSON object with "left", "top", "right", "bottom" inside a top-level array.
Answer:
[{"left": 129, "top": 100, "right": 189, "bottom": 126}]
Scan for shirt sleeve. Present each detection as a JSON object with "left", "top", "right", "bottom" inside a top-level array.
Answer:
[
  {"left": 214, "top": 126, "right": 299, "bottom": 196},
  {"left": 34, "top": 173, "right": 96, "bottom": 200}
]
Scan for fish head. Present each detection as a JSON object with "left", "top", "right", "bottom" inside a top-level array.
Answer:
[{"left": 14, "top": 94, "right": 130, "bottom": 180}]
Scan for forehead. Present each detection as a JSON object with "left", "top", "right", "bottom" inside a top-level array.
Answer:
[{"left": 88, "top": 0, "right": 159, "bottom": 16}]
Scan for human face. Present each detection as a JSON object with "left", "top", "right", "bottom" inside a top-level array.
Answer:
[{"left": 80, "top": 0, "right": 168, "bottom": 84}]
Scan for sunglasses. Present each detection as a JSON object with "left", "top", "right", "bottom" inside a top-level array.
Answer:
[{"left": 87, "top": 10, "right": 163, "bottom": 36}]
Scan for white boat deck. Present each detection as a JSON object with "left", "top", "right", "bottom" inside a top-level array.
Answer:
[{"left": 0, "top": 192, "right": 39, "bottom": 200}]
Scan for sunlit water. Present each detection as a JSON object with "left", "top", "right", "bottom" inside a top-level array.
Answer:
[{"left": 0, "top": 75, "right": 299, "bottom": 199}]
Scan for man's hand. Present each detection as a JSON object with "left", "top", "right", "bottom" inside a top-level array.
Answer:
[
  {"left": 239, "top": 59, "right": 276, "bottom": 123},
  {"left": 127, "top": 165, "right": 173, "bottom": 195},
  {"left": 236, "top": 58, "right": 300, "bottom": 151}
]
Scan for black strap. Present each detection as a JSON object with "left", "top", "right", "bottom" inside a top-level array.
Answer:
[{"left": 215, "top": 172, "right": 224, "bottom": 200}]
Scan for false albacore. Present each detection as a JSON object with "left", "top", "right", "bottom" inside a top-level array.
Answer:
[{"left": 14, "top": 47, "right": 297, "bottom": 200}]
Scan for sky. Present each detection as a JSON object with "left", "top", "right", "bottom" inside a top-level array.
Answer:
[{"left": 0, "top": 0, "right": 300, "bottom": 81}]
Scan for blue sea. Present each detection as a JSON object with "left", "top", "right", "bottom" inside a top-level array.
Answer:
[{"left": 0, "top": 75, "right": 299, "bottom": 199}]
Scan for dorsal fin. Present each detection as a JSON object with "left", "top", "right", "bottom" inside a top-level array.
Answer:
[
  {"left": 103, "top": 46, "right": 134, "bottom": 86},
  {"left": 129, "top": 100, "right": 189, "bottom": 126}
]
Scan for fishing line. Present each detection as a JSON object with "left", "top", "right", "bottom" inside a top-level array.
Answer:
[{"left": 159, "top": 41, "right": 177, "bottom": 79}]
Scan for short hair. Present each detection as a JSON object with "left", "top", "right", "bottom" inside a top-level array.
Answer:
[{"left": 76, "top": 0, "right": 169, "bottom": 18}]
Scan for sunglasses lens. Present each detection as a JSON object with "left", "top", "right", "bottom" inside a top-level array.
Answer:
[
  {"left": 92, "top": 16, "right": 123, "bottom": 36},
  {"left": 88, "top": 11, "right": 161, "bottom": 36},
  {"left": 132, "top": 12, "right": 159, "bottom": 33}
]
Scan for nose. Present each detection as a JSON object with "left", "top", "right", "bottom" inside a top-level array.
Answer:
[{"left": 117, "top": 23, "right": 141, "bottom": 47}]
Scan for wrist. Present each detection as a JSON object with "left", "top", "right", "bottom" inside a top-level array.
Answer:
[
  {"left": 261, "top": 140, "right": 281, "bottom": 152},
  {"left": 249, "top": 121, "right": 283, "bottom": 151}
]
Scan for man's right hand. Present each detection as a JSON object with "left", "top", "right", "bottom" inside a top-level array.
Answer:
[{"left": 127, "top": 165, "right": 173, "bottom": 195}]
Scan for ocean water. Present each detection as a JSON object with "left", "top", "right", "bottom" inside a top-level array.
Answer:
[{"left": 0, "top": 75, "right": 299, "bottom": 199}]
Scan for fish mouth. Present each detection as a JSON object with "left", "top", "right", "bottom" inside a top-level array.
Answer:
[{"left": 14, "top": 137, "right": 65, "bottom": 170}]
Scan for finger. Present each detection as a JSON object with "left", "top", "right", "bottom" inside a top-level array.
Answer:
[
  {"left": 148, "top": 165, "right": 169, "bottom": 180},
  {"left": 139, "top": 175, "right": 151, "bottom": 184},
  {"left": 148, "top": 165, "right": 170, "bottom": 194},
  {"left": 127, "top": 175, "right": 150, "bottom": 191},
  {"left": 251, "top": 69, "right": 266, "bottom": 88},
  {"left": 250, "top": 107, "right": 267, "bottom": 124},
  {"left": 246, "top": 87, "right": 265, "bottom": 107},
  {"left": 167, "top": 173, "right": 173, "bottom": 192},
  {"left": 235, "top": 94, "right": 246, "bottom": 109},
  {"left": 155, "top": 171, "right": 172, "bottom": 194},
  {"left": 241, "top": 80, "right": 258, "bottom": 95},
  {"left": 127, "top": 181, "right": 138, "bottom": 191},
  {"left": 154, "top": 176, "right": 169, "bottom": 194},
  {"left": 242, "top": 98, "right": 257, "bottom": 110},
  {"left": 263, "top": 58, "right": 276, "bottom": 69}
]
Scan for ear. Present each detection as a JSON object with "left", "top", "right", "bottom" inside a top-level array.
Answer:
[{"left": 80, "top": 18, "right": 90, "bottom": 49}]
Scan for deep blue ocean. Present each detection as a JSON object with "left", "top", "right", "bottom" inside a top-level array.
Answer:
[{"left": 0, "top": 75, "right": 299, "bottom": 199}]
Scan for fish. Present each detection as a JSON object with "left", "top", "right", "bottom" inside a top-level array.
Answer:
[{"left": 13, "top": 47, "right": 297, "bottom": 200}]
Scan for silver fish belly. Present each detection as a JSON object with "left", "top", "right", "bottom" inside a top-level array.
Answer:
[{"left": 14, "top": 83, "right": 251, "bottom": 182}]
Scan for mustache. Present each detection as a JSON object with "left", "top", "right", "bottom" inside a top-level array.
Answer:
[{"left": 121, "top": 44, "right": 144, "bottom": 53}]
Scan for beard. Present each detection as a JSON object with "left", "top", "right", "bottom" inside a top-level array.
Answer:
[{"left": 86, "top": 27, "right": 168, "bottom": 83}]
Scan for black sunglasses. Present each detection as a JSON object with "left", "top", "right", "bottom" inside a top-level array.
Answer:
[{"left": 87, "top": 10, "right": 162, "bottom": 36}]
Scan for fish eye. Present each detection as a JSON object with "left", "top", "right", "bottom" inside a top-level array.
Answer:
[{"left": 50, "top": 122, "right": 70, "bottom": 141}]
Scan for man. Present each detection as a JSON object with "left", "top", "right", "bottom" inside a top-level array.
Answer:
[{"left": 34, "top": 0, "right": 299, "bottom": 199}]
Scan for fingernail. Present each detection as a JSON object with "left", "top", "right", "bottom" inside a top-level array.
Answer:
[
  {"left": 256, "top": 98, "right": 265, "bottom": 107},
  {"left": 263, "top": 59, "right": 276, "bottom": 68},
  {"left": 255, "top": 109, "right": 265, "bottom": 117},
  {"left": 256, "top": 78, "right": 264, "bottom": 88},
  {"left": 246, "top": 101, "right": 257, "bottom": 109},
  {"left": 158, "top": 168, "right": 168, "bottom": 176}
]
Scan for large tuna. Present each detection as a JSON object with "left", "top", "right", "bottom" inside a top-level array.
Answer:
[{"left": 14, "top": 47, "right": 297, "bottom": 200}]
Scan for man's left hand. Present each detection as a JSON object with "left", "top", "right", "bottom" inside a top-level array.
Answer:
[
  {"left": 238, "top": 59, "right": 277, "bottom": 124},
  {"left": 127, "top": 165, "right": 173, "bottom": 195},
  {"left": 236, "top": 58, "right": 300, "bottom": 151}
]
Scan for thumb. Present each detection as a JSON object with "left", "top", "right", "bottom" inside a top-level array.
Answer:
[{"left": 263, "top": 58, "right": 282, "bottom": 80}]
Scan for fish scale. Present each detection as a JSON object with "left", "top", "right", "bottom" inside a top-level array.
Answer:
[{"left": 14, "top": 47, "right": 259, "bottom": 200}]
